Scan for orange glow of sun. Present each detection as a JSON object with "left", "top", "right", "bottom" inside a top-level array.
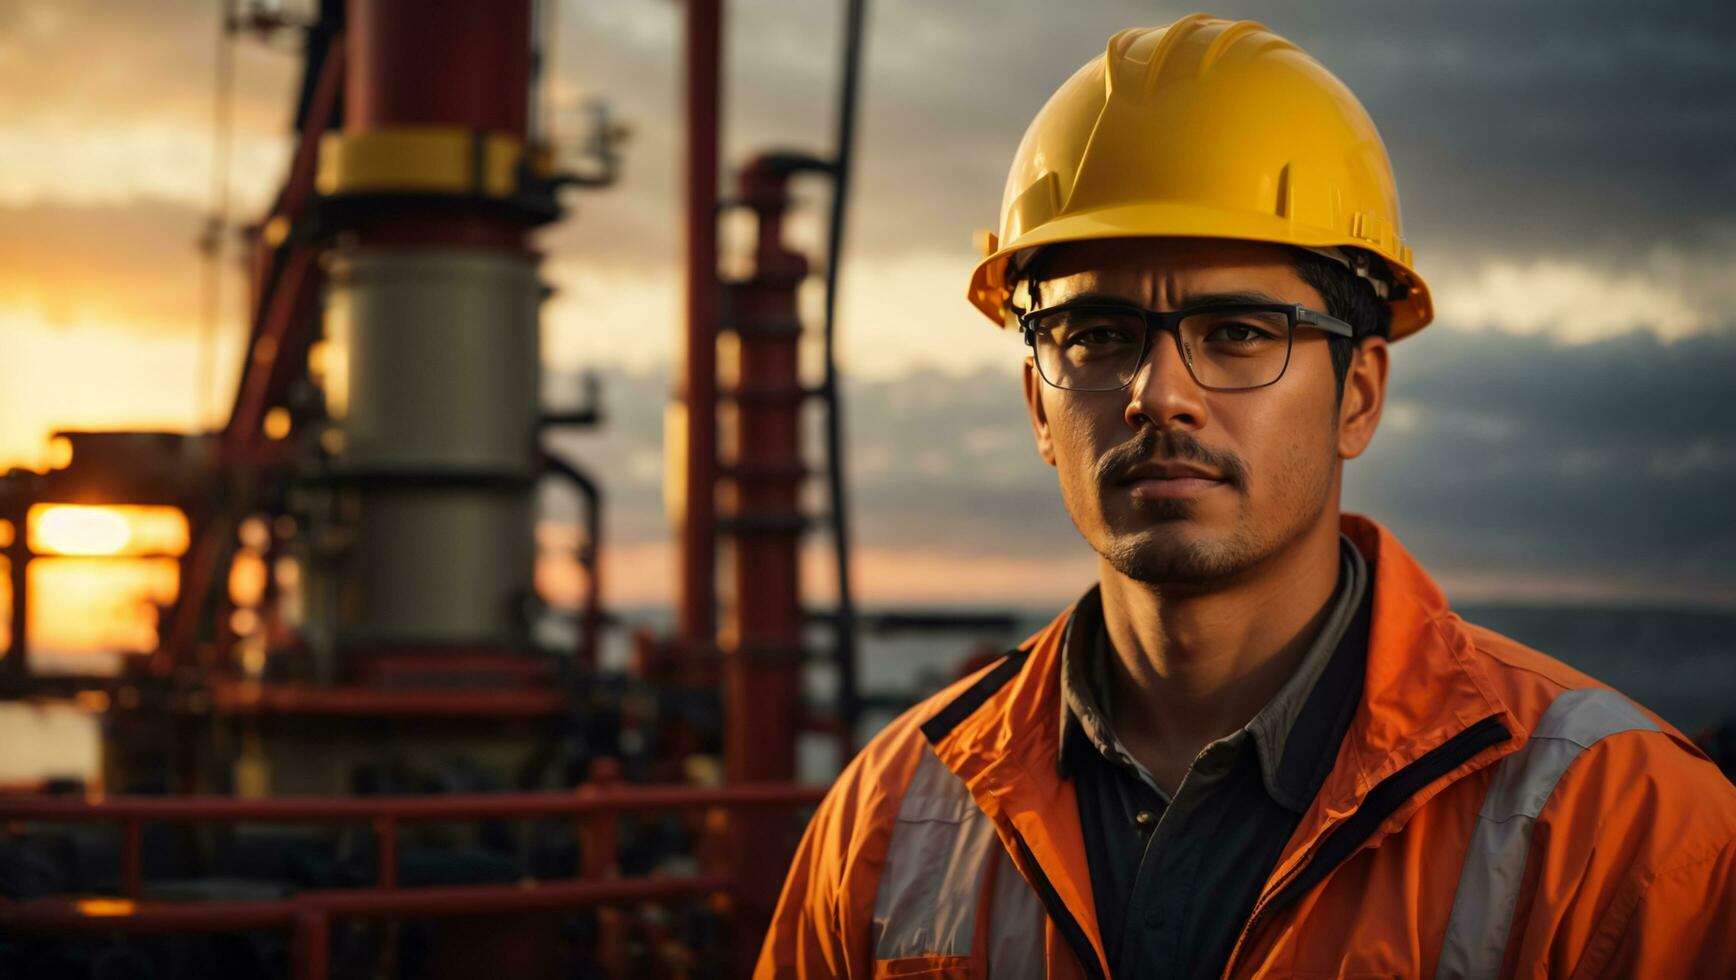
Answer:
[
  {"left": 28, "top": 505, "right": 189, "bottom": 558},
  {"left": 31, "top": 506, "right": 131, "bottom": 556}
]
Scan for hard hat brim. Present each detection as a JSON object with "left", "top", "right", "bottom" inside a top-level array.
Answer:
[{"left": 968, "top": 202, "right": 1434, "bottom": 342}]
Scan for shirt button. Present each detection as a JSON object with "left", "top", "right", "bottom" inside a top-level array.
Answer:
[{"left": 1134, "top": 809, "right": 1157, "bottom": 828}]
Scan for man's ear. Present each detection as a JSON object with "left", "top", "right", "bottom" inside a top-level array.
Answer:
[
  {"left": 1022, "top": 357, "right": 1057, "bottom": 467},
  {"left": 1337, "top": 335, "right": 1388, "bottom": 460}
]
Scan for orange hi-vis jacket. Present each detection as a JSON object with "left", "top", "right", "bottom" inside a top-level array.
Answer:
[{"left": 757, "top": 514, "right": 1736, "bottom": 978}]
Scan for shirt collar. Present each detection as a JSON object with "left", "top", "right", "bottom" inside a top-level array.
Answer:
[{"left": 1057, "top": 533, "right": 1371, "bottom": 812}]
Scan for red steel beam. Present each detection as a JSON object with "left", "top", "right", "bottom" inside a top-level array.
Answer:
[
  {"left": 221, "top": 245, "right": 321, "bottom": 462},
  {"left": 225, "top": 37, "right": 345, "bottom": 456}
]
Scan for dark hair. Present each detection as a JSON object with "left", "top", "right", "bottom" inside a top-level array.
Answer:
[{"left": 1290, "top": 248, "right": 1391, "bottom": 402}]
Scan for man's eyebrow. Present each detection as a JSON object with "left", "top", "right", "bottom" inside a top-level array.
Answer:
[
  {"left": 1039, "top": 288, "right": 1293, "bottom": 311},
  {"left": 1179, "top": 289, "right": 1291, "bottom": 308}
]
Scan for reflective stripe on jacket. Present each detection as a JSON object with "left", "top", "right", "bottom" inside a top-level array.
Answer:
[{"left": 756, "top": 514, "right": 1736, "bottom": 978}]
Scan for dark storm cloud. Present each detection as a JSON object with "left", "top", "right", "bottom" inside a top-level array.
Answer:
[
  {"left": 551, "top": 323, "right": 1736, "bottom": 603},
  {"left": 320, "top": 0, "right": 1736, "bottom": 606},
  {"left": 1347, "top": 324, "right": 1736, "bottom": 597},
  {"left": 1239, "top": 1, "right": 1736, "bottom": 258},
  {"left": 842, "top": 326, "right": 1736, "bottom": 601},
  {"left": 18, "top": 0, "right": 1730, "bottom": 295},
  {"left": 547, "top": 0, "right": 1736, "bottom": 271}
]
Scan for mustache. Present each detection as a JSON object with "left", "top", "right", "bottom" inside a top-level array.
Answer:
[{"left": 1095, "top": 428, "right": 1249, "bottom": 491}]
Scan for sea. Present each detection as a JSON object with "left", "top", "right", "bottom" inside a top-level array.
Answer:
[
  {"left": 836, "top": 602, "right": 1735, "bottom": 764},
  {"left": 3, "top": 603, "right": 1734, "bottom": 787}
]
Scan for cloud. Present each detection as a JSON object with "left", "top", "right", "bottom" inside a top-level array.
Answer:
[
  {"left": 0, "top": 120, "right": 291, "bottom": 210},
  {"left": 543, "top": 0, "right": 1736, "bottom": 356},
  {"left": 0, "top": 199, "right": 224, "bottom": 333},
  {"left": 1348, "top": 323, "right": 1736, "bottom": 602},
  {"left": 0, "top": 0, "right": 299, "bottom": 209},
  {"left": 1429, "top": 246, "right": 1736, "bottom": 343},
  {"left": 545, "top": 321, "right": 1736, "bottom": 606}
]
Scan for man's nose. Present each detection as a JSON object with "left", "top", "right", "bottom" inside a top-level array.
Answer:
[{"left": 1124, "top": 329, "right": 1208, "bottom": 432}]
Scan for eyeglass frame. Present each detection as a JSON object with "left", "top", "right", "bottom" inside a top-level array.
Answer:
[{"left": 1018, "top": 300, "right": 1358, "bottom": 392}]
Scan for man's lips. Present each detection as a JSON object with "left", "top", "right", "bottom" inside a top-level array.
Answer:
[{"left": 1115, "top": 461, "right": 1227, "bottom": 499}]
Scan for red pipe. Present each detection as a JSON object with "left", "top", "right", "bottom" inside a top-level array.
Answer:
[
  {"left": 280, "top": 44, "right": 347, "bottom": 225},
  {"left": 720, "top": 158, "right": 812, "bottom": 975},
  {"left": 121, "top": 819, "right": 142, "bottom": 899},
  {"left": 375, "top": 814, "right": 398, "bottom": 888},
  {"left": 206, "top": 679, "right": 569, "bottom": 718},
  {"left": 295, "top": 910, "right": 329, "bottom": 980},
  {"left": 0, "top": 784, "right": 824, "bottom": 823},
  {"left": 723, "top": 159, "right": 808, "bottom": 791},
  {"left": 224, "top": 40, "right": 344, "bottom": 459},
  {"left": 0, "top": 874, "right": 736, "bottom": 937},
  {"left": 221, "top": 245, "right": 321, "bottom": 462},
  {"left": 678, "top": 0, "right": 722, "bottom": 663}
]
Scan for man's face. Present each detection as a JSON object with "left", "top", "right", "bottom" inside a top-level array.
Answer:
[{"left": 1019, "top": 237, "right": 1385, "bottom": 589}]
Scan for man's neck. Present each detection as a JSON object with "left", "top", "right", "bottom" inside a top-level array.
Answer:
[{"left": 1098, "top": 515, "right": 1344, "bottom": 790}]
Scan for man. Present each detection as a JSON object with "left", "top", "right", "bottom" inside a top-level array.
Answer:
[{"left": 757, "top": 14, "right": 1736, "bottom": 979}]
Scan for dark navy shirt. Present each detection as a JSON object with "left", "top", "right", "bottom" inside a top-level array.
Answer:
[{"left": 1059, "top": 535, "right": 1372, "bottom": 979}]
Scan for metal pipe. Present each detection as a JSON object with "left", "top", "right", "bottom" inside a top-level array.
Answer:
[
  {"left": 0, "top": 783, "right": 825, "bottom": 823},
  {"left": 206, "top": 679, "right": 567, "bottom": 718},
  {"left": 294, "top": 910, "right": 329, "bottom": 980},
  {"left": 818, "top": 0, "right": 870, "bottom": 758},
  {"left": 678, "top": 0, "right": 722, "bottom": 662},
  {"left": 720, "top": 158, "right": 812, "bottom": 973},
  {"left": 220, "top": 38, "right": 344, "bottom": 461},
  {"left": 722, "top": 159, "right": 808, "bottom": 792},
  {"left": 121, "top": 819, "right": 142, "bottom": 899},
  {"left": 1, "top": 874, "right": 737, "bottom": 937},
  {"left": 2, "top": 491, "right": 30, "bottom": 688},
  {"left": 542, "top": 452, "right": 603, "bottom": 671},
  {"left": 375, "top": 814, "right": 398, "bottom": 888}
]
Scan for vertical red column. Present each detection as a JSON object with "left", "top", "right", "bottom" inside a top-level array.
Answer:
[
  {"left": 343, "top": 0, "right": 533, "bottom": 251},
  {"left": 720, "top": 157, "right": 809, "bottom": 971},
  {"left": 679, "top": 0, "right": 722, "bottom": 663},
  {"left": 347, "top": 0, "right": 529, "bottom": 132}
]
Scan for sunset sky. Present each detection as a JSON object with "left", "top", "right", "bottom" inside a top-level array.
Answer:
[{"left": 3, "top": 0, "right": 1733, "bottom": 611}]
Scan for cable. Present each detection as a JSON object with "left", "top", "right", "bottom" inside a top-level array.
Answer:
[
  {"left": 821, "top": 0, "right": 868, "bottom": 757},
  {"left": 197, "top": 1, "right": 238, "bottom": 432}
]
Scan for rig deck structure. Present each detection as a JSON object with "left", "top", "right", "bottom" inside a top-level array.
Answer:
[{"left": 0, "top": 1, "right": 1006, "bottom": 976}]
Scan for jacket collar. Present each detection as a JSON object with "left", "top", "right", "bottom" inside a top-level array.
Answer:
[
  {"left": 920, "top": 513, "right": 1528, "bottom": 964},
  {"left": 1260, "top": 514, "right": 1525, "bottom": 887}
]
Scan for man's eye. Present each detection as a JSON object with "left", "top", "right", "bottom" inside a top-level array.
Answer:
[
  {"left": 1064, "top": 325, "right": 1136, "bottom": 347},
  {"left": 1206, "top": 322, "right": 1276, "bottom": 343}
]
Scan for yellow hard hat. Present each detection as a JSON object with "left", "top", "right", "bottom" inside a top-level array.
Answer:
[{"left": 968, "top": 14, "right": 1433, "bottom": 340}]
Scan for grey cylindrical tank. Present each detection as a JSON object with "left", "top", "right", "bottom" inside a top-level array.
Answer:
[{"left": 315, "top": 248, "right": 542, "bottom": 652}]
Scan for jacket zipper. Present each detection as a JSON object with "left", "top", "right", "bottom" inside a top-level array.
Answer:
[
  {"left": 1009, "top": 829, "right": 1109, "bottom": 980},
  {"left": 1220, "top": 715, "right": 1513, "bottom": 976}
]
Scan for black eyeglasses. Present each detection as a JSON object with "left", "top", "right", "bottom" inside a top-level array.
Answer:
[{"left": 1020, "top": 301, "right": 1356, "bottom": 392}]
